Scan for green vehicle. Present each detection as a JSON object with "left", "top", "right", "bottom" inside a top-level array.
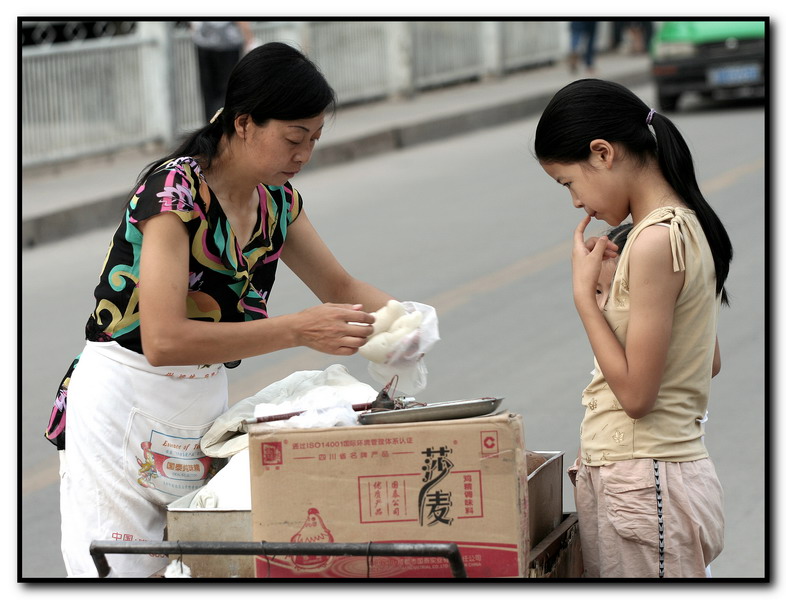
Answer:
[{"left": 650, "top": 20, "right": 767, "bottom": 111}]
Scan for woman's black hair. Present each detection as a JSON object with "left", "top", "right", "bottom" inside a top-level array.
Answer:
[
  {"left": 534, "top": 79, "right": 732, "bottom": 305},
  {"left": 132, "top": 41, "right": 335, "bottom": 192}
]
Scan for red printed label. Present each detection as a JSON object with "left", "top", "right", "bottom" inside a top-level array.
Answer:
[
  {"left": 133, "top": 431, "right": 215, "bottom": 498},
  {"left": 254, "top": 541, "right": 520, "bottom": 578},
  {"left": 357, "top": 470, "right": 483, "bottom": 523},
  {"left": 480, "top": 430, "right": 499, "bottom": 455},
  {"left": 261, "top": 442, "right": 283, "bottom": 466}
]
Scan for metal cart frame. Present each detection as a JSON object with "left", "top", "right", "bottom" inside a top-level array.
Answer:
[{"left": 89, "top": 540, "right": 467, "bottom": 579}]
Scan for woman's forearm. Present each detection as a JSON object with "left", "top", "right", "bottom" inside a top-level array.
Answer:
[
  {"left": 141, "top": 313, "right": 297, "bottom": 366},
  {"left": 323, "top": 276, "right": 395, "bottom": 313},
  {"left": 141, "top": 303, "right": 375, "bottom": 366}
]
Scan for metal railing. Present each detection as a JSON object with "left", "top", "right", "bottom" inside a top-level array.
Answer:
[
  {"left": 22, "top": 36, "right": 157, "bottom": 165},
  {"left": 21, "top": 21, "right": 602, "bottom": 169},
  {"left": 90, "top": 539, "right": 468, "bottom": 578}
]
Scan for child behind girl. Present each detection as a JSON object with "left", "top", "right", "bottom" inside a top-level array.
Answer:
[{"left": 595, "top": 223, "right": 632, "bottom": 310}]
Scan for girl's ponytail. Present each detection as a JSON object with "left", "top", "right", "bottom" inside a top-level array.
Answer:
[{"left": 649, "top": 113, "right": 733, "bottom": 304}]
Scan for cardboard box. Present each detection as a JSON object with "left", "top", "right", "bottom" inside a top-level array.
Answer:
[
  {"left": 528, "top": 513, "right": 583, "bottom": 578},
  {"left": 526, "top": 451, "right": 564, "bottom": 548},
  {"left": 164, "top": 416, "right": 565, "bottom": 578},
  {"left": 248, "top": 412, "right": 530, "bottom": 578}
]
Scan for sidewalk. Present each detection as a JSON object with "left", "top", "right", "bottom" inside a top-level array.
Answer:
[{"left": 21, "top": 53, "right": 651, "bottom": 247}]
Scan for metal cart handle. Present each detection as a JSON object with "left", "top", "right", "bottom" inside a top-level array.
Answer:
[{"left": 89, "top": 540, "right": 467, "bottom": 578}]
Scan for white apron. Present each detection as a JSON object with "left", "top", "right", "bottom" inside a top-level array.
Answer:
[{"left": 59, "top": 341, "right": 228, "bottom": 577}]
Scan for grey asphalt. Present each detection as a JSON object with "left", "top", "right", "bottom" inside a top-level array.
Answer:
[
  {"left": 18, "top": 51, "right": 770, "bottom": 581},
  {"left": 21, "top": 52, "right": 651, "bottom": 247}
]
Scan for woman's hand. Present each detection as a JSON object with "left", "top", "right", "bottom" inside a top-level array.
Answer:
[
  {"left": 572, "top": 216, "right": 609, "bottom": 311},
  {"left": 292, "top": 303, "right": 375, "bottom": 355}
]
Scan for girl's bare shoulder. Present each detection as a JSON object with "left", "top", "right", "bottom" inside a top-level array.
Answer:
[{"left": 628, "top": 224, "right": 677, "bottom": 271}]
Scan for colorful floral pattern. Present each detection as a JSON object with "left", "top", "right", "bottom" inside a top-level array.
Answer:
[{"left": 45, "top": 157, "right": 302, "bottom": 449}]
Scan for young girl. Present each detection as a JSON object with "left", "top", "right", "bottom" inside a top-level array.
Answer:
[
  {"left": 534, "top": 79, "right": 731, "bottom": 578},
  {"left": 45, "top": 42, "right": 398, "bottom": 578}
]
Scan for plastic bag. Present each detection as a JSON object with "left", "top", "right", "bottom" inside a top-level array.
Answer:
[
  {"left": 365, "top": 301, "right": 439, "bottom": 395},
  {"left": 164, "top": 559, "right": 192, "bottom": 578}
]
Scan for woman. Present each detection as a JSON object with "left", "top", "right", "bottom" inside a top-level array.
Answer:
[
  {"left": 46, "top": 42, "right": 395, "bottom": 577},
  {"left": 534, "top": 79, "right": 731, "bottom": 578}
]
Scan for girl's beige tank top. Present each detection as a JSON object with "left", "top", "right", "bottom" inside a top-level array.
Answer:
[{"left": 580, "top": 206, "right": 721, "bottom": 465}]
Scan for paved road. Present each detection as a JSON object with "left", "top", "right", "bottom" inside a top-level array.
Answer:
[{"left": 19, "top": 83, "right": 766, "bottom": 580}]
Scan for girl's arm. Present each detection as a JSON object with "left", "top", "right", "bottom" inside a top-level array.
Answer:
[
  {"left": 281, "top": 209, "right": 395, "bottom": 312},
  {"left": 572, "top": 217, "right": 684, "bottom": 419},
  {"left": 137, "top": 212, "right": 375, "bottom": 366}
]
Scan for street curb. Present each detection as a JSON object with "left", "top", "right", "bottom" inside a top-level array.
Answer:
[
  {"left": 22, "top": 193, "right": 131, "bottom": 248},
  {"left": 22, "top": 69, "right": 651, "bottom": 248}
]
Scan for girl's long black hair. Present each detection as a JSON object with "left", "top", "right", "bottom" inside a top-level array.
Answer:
[
  {"left": 534, "top": 79, "right": 732, "bottom": 305},
  {"left": 131, "top": 41, "right": 336, "bottom": 195}
]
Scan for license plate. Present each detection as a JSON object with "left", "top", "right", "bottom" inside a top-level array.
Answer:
[{"left": 707, "top": 64, "right": 762, "bottom": 87}]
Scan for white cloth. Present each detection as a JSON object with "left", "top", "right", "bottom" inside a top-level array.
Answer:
[
  {"left": 189, "top": 448, "right": 252, "bottom": 510},
  {"left": 187, "top": 365, "right": 376, "bottom": 512},
  {"left": 59, "top": 341, "right": 228, "bottom": 577},
  {"left": 200, "top": 364, "right": 377, "bottom": 458}
]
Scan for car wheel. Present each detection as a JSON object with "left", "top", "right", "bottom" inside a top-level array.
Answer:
[{"left": 657, "top": 91, "right": 680, "bottom": 112}]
